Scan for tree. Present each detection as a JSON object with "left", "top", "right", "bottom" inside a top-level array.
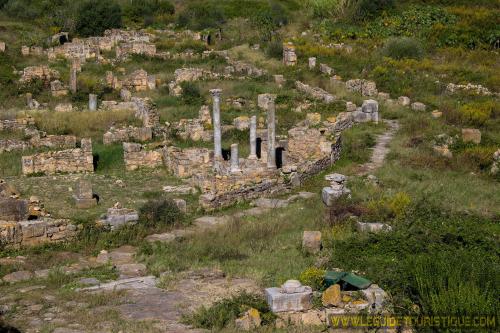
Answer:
[{"left": 75, "top": 0, "right": 122, "bottom": 37}]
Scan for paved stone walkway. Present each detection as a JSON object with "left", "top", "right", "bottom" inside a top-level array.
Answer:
[{"left": 355, "top": 120, "right": 399, "bottom": 176}]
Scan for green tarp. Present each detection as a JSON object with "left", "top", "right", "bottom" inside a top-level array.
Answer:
[{"left": 324, "top": 271, "right": 372, "bottom": 290}]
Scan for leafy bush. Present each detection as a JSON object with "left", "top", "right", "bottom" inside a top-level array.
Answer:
[
  {"left": 180, "top": 82, "right": 203, "bottom": 105},
  {"left": 264, "top": 40, "right": 283, "bottom": 59},
  {"left": 183, "top": 291, "right": 275, "bottom": 329},
  {"left": 458, "top": 101, "right": 494, "bottom": 126},
  {"left": 123, "top": 0, "right": 174, "bottom": 26},
  {"left": 355, "top": 0, "right": 394, "bottom": 21},
  {"left": 176, "top": 2, "right": 225, "bottom": 30},
  {"left": 139, "top": 198, "right": 183, "bottom": 228},
  {"left": 366, "top": 192, "right": 411, "bottom": 221},
  {"left": 381, "top": 37, "right": 425, "bottom": 60},
  {"left": 299, "top": 267, "right": 326, "bottom": 291},
  {"left": 75, "top": 0, "right": 122, "bottom": 37},
  {"left": 457, "top": 146, "right": 497, "bottom": 171}
]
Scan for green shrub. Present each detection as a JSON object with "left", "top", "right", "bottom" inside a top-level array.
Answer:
[
  {"left": 458, "top": 101, "right": 494, "bottom": 126},
  {"left": 381, "top": 37, "right": 424, "bottom": 60},
  {"left": 139, "top": 198, "right": 183, "bottom": 227},
  {"left": 458, "top": 146, "right": 497, "bottom": 171},
  {"left": 299, "top": 267, "right": 326, "bottom": 291},
  {"left": 355, "top": 0, "right": 394, "bottom": 21},
  {"left": 123, "top": 0, "right": 174, "bottom": 26},
  {"left": 180, "top": 82, "right": 203, "bottom": 105},
  {"left": 176, "top": 2, "right": 225, "bottom": 30},
  {"left": 264, "top": 39, "right": 283, "bottom": 59},
  {"left": 75, "top": 0, "right": 122, "bottom": 37},
  {"left": 183, "top": 291, "right": 275, "bottom": 329}
]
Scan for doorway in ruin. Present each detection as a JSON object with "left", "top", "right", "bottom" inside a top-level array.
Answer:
[
  {"left": 59, "top": 34, "right": 68, "bottom": 45},
  {"left": 222, "top": 148, "right": 231, "bottom": 161},
  {"left": 275, "top": 147, "right": 285, "bottom": 169},
  {"left": 207, "top": 34, "right": 212, "bottom": 45},
  {"left": 256, "top": 138, "right": 262, "bottom": 159}
]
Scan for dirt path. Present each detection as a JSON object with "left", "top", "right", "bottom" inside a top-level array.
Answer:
[{"left": 355, "top": 120, "right": 400, "bottom": 176}]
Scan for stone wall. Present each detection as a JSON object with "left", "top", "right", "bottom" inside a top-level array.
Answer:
[
  {"left": 1, "top": 135, "right": 77, "bottom": 153},
  {"left": 19, "top": 66, "right": 59, "bottom": 85},
  {"left": 116, "top": 42, "right": 156, "bottom": 59},
  {"left": 295, "top": 81, "right": 335, "bottom": 103},
  {"left": 123, "top": 142, "right": 163, "bottom": 171},
  {"left": 0, "top": 117, "right": 35, "bottom": 131},
  {"left": 345, "top": 79, "right": 378, "bottom": 97},
  {"left": 132, "top": 97, "right": 160, "bottom": 128},
  {"left": 103, "top": 126, "right": 152, "bottom": 145},
  {"left": 0, "top": 218, "right": 77, "bottom": 248},
  {"left": 164, "top": 147, "right": 212, "bottom": 177},
  {"left": 21, "top": 139, "right": 93, "bottom": 175}
]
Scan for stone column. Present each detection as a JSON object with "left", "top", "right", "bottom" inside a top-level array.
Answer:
[
  {"left": 230, "top": 143, "right": 241, "bottom": 173},
  {"left": 249, "top": 115, "right": 257, "bottom": 159},
  {"left": 89, "top": 94, "right": 97, "bottom": 111},
  {"left": 70, "top": 66, "right": 77, "bottom": 94},
  {"left": 309, "top": 57, "right": 316, "bottom": 70},
  {"left": 210, "top": 89, "right": 222, "bottom": 161},
  {"left": 267, "top": 95, "right": 276, "bottom": 169},
  {"left": 26, "top": 93, "right": 32, "bottom": 106}
]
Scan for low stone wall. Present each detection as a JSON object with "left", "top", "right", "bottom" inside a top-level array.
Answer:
[
  {"left": 103, "top": 126, "right": 152, "bottom": 145},
  {"left": 0, "top": 218, "right": 77, "bottom": 248},
  {"left": 0, "top": 117, "right": 35, "bottom": 131},
  {"left": 21, "top": 139, "right": 93, "bottom": 175},
  {"left": 295, "top": 81, "right": 335, "bottom": 103},
  {"left": 116, "top": 41, "right": 156, "bottom": 59},
  {"left": 123, "top": 142, "right": 163, "bottom": 171},
  {"left": 345, "top": 79, "right": 378, "bottom": 97},
  {"left": 164, "top": 147, "right": 212, "bottom": 177},
  {"left": 133, "top": 97, "right": 160, "bottom": 128}
]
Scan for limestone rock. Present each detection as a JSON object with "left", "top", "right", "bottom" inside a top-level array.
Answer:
[
  {"left": 431, "top": 110, "right": 442, "bottom": 118},
  {"left": 2, "top": 270, "right": 33, "bottom": 283},
  {"left": 461, "top": 128, "right": 481, "bottom": 144},
  {"left": 235, "top": 308, "right": 261, "bottom": 331},
  {"left": 306, "top": 113, "right": 321, "bottom": 126},
  {"left": 322, "top": 284, "right": 341, "bottom": 307},
  {"left": 302, "top": 231, "right": 322, "bottom": 254},
  {"left": 265, "top": 280, "right": 313, "bottom": 313},
  {"left": 356, "top": 222, "right": 392, "bottom": 233},
  {"left": 398, "top": 96, "right": 411, "bottom": 106},
  {"left": 411, "top": 102, "right": 426, "bottom": 111}
]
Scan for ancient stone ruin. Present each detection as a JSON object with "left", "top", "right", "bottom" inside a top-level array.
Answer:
[{"left": 21, "top": 139, "right": 94, "bottom": 175}]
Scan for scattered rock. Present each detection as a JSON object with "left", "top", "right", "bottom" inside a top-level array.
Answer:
[
  {"left": 2, "top": 270, "right": 33, "bottom": 283},
  {"left": 356, "top": 222, "right": 392, "bottom": 233},
  {"left": 302, "top": 231, "right": 322, "bottom": 254},
  {"left": 461, "top": 128, "right": 481, "bottom": 144},
  {"left": 322, "top": 284, "right": 341, "bottom": 307},
  {"left": 235, "top": 308, "right": 261, "bottom": 331}
]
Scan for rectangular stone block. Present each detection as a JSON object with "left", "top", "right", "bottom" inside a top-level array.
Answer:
[
  {"left": 75, "top": 198, "right": 97, "bottom": 209},
  {"left": 0, "top": 198, "right": 29, "bottom": 221},
  {"left": 265, "top": 287, "right": 313, "bottom": 313}
]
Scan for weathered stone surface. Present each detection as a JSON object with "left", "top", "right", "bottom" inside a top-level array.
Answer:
[
  {"left": 173, "top": 198, "right": 187, "bottom": 213},
  {"left": 19, "top": 66, "right": 59, "bottom": 85},
  {"left": 356, "top": 222, "right": 392, "bottom": 233},
  {"left": 306, "top": 113, "right": 321, "bottom": 126},
  {"left": 103, "top": 126, "right": 152, "bottom": 145},
  {"left": 411, "top": 102, "right": 426, "bottom": 111},
  {"left": 116, "top": 263, "right": 147, "bottom": 278},
  {"left": 322, "top": 284, "right": 341, "bottom": 307},
  {"left": 345, "top": 79, "right": 378, "bottom": 96},
  {"left": 431, "top": 110, "right": 443, "bottom": 118},
  {"left": 254, "top": 198, "right": 289, "bottom": 209},
  {"left": 398, "top": 96, "right": 411, "bottom": 106},
  {"left": 74, "top": 179, "right": 96, "bottom": 209},
  {"left": 295, "top": 81, "right": 335, "bottom": 103},
  {"left": 257, "top": 93, "right": 277, "bottom": 110},
  {"left": 0, "top": 198, "right": 28, "bottom": 221},
  {"left": 461, "top": 128, "right": 481, "bottom": 144},
  {"left": 283, "top": 43, "right": 297, "bottom": 66},
  {"left": 54, "top": 103, "right": 73, "bottom": 112},
  {"left": 22, "top": 139, "right": 93, "bottom": 175},
  {"left": 361, "top": 284, "right": 386, "bottom": 311},
  {"left": 97, "top": 204, "right": 138, "bottom": 230},
  {"left": 123, "top": 142, "right": 163, "bottom": 171},
  {"left": 319, "top": 63, "right": 333, "bottom": 75},
  {"left": 235, "top": 308, "right": 261, "bottom": 331},
  {"left": 233, "top": 116, "right": 250, "bottom": 130},
  {"left": 266, "top": 281, "right": 313, "bottom": 313},
  {"left": 2, "top": 270, "right": 33, "bottom": 283},
  {"left": 302, "top": 231, "right": 322, "bottom": 254}
]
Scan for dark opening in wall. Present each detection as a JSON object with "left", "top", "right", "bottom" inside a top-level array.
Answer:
[
  {"left": 256, "top": 138, "right": 262, "bottom": 158},
  {"left": 275, "top": 147, "right": 285, "bottom": 169},
  {"left": 222, "top": 148, "right": 231, "bottom": 161}
]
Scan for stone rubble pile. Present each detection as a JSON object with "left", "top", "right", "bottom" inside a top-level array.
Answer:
[{"left": 322, "top": 173, "right": 351, "bottom": 206}]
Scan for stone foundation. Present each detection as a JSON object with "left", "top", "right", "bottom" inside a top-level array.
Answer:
[
  {"left": 295, "top": 81, "right": 335, "bottom": 103},
  {"left": 123, "top": 142, "right": 163, "bottom": 171},
  {"left": 103, "top": 126, "right": 152, "bottom": 145},
  {"left": 0, "top": 218, "right": 77, "bottom": 248},
  {"left": 345, "top": 79, "right": 378, "bottom": 97},
  {"left": 21, "top": 139, "right": 93, "bottom": 175}
]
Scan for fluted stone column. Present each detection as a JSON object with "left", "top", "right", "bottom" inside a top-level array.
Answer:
[
  {"left": 230, "top": 143, "right": 241, "bottom": 173},
  {"left": 89, "top": 94, "right": 97, "bottom": 111},
  {"left": 249, "top": 115, "right": 257, "bottom": 160},
  {"left": 70, "top": 66, "right": 77, "bottom": 94},
  {"left": 267, "top": 95, "right": 276, "bottom": 169},
  {"left": 210, "top": 89, "right": 222, "bottom": 162}
]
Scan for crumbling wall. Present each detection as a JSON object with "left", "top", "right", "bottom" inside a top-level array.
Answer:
[
  {"left": 21, "top": 139, "right": 93, "bottom": 175},
  {"left": 164, "top": 147, "right": 211, "bottom": 177},
  {"left": 123, "top": 142, "right": 163, "bottom": 171},
  {"left": 295, "top": 81, "right": 335, "bottom": 103},
  {"left": 103, "top": 126, "right": 152, "bottom": 145},
  {"left": 0, "top": 219, "right": 77, "bottom": 248},
  {"left": 345, "top": 79, "right": 378, "bottom": 97}
]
